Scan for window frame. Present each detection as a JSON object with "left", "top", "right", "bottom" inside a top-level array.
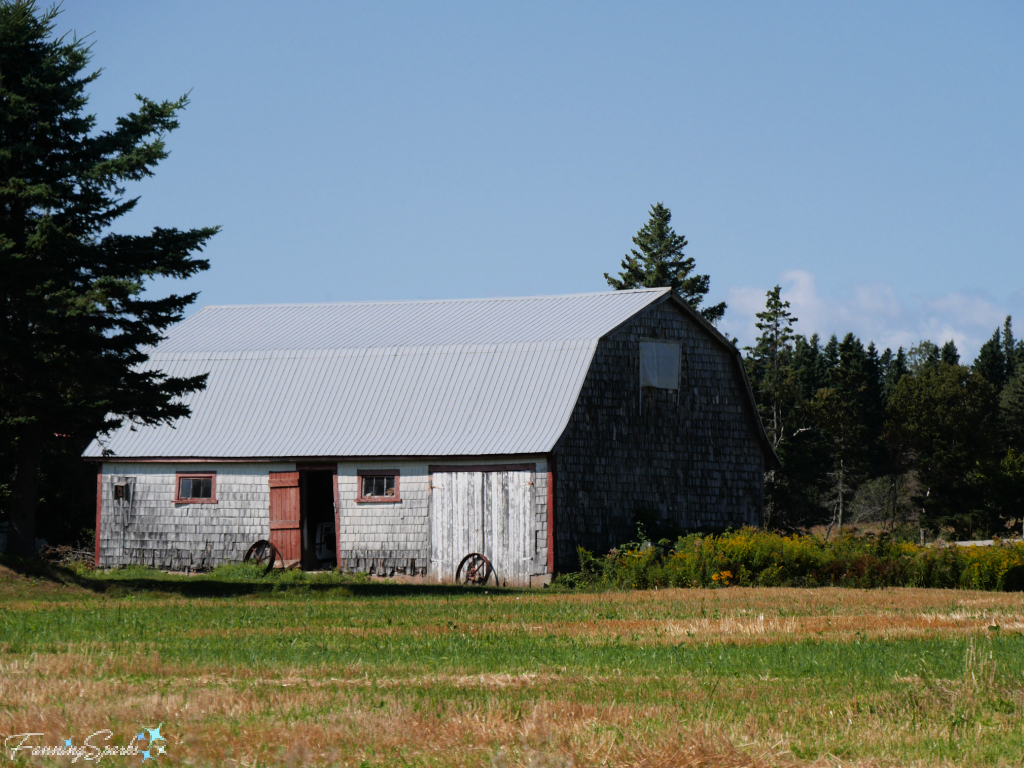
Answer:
[
  {"left": 639, "top": 338, "right": 683, "bottom": 391},
  {"left": 356, "top": 469, "right": 401, "bottom": 503},
  {"left": 174, "top": 471, "right": 218, "bottom": 504}
]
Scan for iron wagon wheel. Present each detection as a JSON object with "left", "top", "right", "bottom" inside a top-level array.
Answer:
[
  {"left": 243, "top": 539, "right": 280, "bottom": 574},
  {"left": 455, "top": 552, "right": 494, "bottom": 586}
]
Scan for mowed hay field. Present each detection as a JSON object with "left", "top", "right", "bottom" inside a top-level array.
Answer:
[{"left": 1, "top": 567, "right": 1024, "bottom": 767}]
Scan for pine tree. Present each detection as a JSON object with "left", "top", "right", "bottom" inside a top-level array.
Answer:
[
  {"left": 0, "top": 2, "right": 217, "bottom": 555},
  {"left": 605, "top": 203, "right": 726, "bottom": 323}
]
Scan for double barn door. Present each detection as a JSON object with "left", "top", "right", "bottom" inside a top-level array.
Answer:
[{"left": 429, "top": 467, "right": 535, "bottom": 586}]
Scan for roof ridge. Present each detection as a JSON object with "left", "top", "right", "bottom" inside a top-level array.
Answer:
[{"left": 196, "top": 287, "right": 670, "bottom": 311}]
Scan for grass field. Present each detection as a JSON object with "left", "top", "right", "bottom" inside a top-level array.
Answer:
[{"left": 1, "top": 563, "right": 1023, "bottom": 767}]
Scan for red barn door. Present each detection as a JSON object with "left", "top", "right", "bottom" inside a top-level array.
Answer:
[{"left": 269, "top": 471, "right": 301, "bottom": 567}]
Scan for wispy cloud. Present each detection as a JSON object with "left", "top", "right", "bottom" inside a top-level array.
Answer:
[{"left": 721, "top": 270, "right": 1023, "bottom": 359}]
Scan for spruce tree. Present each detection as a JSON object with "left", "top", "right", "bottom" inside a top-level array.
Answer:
[
  {"left": 974, "top": 329, "right": 1007, "bottom": 389},
  {"left": 744, "top": 286, "right": 798, "bottom": 450},
  {"left": 0, "top": 2, "right": 217, "bottom": 555},
  {"left": 817, "top": 335, "right": 840, "bottom": 385},
  {"left": 1002, "top": 368, "right": 1024, "bottom": 449},
  {"left": 793, "top": 334, "right": 822, "bottom": 399},
  {"left": 1003, "top": 316, "right": 1018, "bottom": 378},
  {"left": 605, "top": 203, "right": 726, "bottom": 323},
  {"left": 941, "top": 340, "right": 960, "bottom": 366}
]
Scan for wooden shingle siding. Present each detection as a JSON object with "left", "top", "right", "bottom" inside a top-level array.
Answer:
[
  {"left": 553, "top": 301, "right": 764, "bottom": 567},
  {"left": 96, "top": 462, "right": 281, "bottom": 570}
]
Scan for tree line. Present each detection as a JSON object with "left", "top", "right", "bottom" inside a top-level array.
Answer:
[{"left": 745, "top": 287, "right": 1024, "bottom": 538}]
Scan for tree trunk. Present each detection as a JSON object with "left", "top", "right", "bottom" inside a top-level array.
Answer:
[{"left": 8, "top": 427, "right": 42, "bottom": 557}]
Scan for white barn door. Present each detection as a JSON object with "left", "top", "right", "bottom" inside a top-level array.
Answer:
[{"left": 429, "top": 467, "right": 535, "bottom": 586}]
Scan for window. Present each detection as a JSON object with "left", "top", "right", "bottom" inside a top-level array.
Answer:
[
  {"left": 640, "top": 339, "right": 681, "bottom": 390},
  {"left": 357, "top": 470, "right": 400, "bottom": 502},
  {"left": 175, "top": 472, "right": 216, "bottom": 503}
]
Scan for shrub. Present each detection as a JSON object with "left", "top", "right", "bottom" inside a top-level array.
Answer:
[{"left": 562, "top": 529, "right": 1024, "bottom": 591}]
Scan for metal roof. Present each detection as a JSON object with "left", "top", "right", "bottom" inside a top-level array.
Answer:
[{"left": 84, "top": 289, "right": 672, "bottom": 459}]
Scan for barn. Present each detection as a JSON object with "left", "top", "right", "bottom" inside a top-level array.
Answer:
[{"left": 84, "top": 287, "right": 776, "bottom": 585}]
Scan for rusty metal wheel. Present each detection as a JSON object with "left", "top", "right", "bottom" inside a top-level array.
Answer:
[
  {"left": 243, "top": 539, "right": 280, "bottom": 574},
  {"left": 455, "top": 552, "right": 494, "bottom": 586}
]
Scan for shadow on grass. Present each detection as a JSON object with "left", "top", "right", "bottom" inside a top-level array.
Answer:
[{"left": 0, "top": 554, "right": 526, "bottom": 599}]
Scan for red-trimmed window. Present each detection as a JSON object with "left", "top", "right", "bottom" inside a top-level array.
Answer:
[
  {"left": 175, "top": 472, "right": 217, "bottom": 503},
  {"left": 357, "top": 469, "right": 400, "bottom": 502}
]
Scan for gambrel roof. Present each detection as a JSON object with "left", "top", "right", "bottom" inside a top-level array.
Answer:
[{"left": 84, "top": 288, "right": 772, "bottom": 461}]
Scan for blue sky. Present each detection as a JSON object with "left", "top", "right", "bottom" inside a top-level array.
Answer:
[{"left": 56, "top": 1, "right": 1023, "bottom": 358}]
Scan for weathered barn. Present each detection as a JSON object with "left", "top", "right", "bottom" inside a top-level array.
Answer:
[{"left": 84, "top": 288, "right": 776, "bottom": 585}]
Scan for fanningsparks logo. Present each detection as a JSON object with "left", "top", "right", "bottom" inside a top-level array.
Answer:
[{"left": 4, "top": 724, "right": 167, "bottom": 762}]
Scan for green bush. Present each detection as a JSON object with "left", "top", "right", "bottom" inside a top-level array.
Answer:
[{"left": 558, "top": 529, "right": 1024, "bottom": 591}]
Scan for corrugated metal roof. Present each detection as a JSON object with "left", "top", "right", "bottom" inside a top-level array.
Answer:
[{"left": 84, "top": 289, "right": 671, "bottom": 459}]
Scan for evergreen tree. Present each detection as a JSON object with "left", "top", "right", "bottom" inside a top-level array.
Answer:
[
  {"left": 744, "top": 286, "right": 798, "bottom": 449},
  {"left": 864, "top": 341, "right": 886, "bottom": 471},
  {"left": 817, "top": 335, "right": 840, "bottom": 385},
  {"left": 1003, "top": 316, "right": 1018, "bottom": 378},
  {"left": 880, "top": 347, "right": 908, "bottom": 399},
  {"left": 793, "top": 334, "right": 822, "bottom": 400},
  {"left": 1001, "top": 367, "right": 1024, "bottom": 450},
  {"left": 888, "top": 365, "right": 1001, "bottom": 537},
  {"left": 605, "top": 203, "right": 726, "bottom": 323},
  {"left": 940, "top": 340, "right": 960, "bottom": 366},
  {"left": 0, "top": 2, "right": 217, "bottom": 555},
  {"left": 807, "top": 334, "right": 876, "bottom": 534},
  {"left": 974, "top": 329, "right": 1007, "bottom": 389}
]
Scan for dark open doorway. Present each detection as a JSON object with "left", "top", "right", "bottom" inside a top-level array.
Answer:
[{"left": 300, "top": 469, "right": 337, "bottom": 570}]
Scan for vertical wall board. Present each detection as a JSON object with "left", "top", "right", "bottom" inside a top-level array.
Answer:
[
  {"left": 268, "top": 471, "right": 301, "bottom": 565},
  {"left": 94, "top": 470, "right": 103, "bottom": 567},
  {"left": 428, "top": 467, "right": 536, "bottom": 586}
]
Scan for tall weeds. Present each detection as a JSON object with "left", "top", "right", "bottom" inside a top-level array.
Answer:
[{"left": 560, "top": 529, "right": 1024, "bottom": 591}]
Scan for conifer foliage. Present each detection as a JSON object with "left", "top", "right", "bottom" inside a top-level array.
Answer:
[
  {"left": 606, "top": 203, "right": 726, "bottom": 323},
  {"left": 0, "top": 2, "right": 218, "bottom": 555},
  {"left": 743, "top": 285, "right": 1024, "bottom": 539}
]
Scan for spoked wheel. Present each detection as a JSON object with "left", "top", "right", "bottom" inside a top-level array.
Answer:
[
  {"left": 455, "top": 552, "right": 494, "bottom": 586},
  {"left": 243, "top": 539, "right": 280, "bottom": 574}
]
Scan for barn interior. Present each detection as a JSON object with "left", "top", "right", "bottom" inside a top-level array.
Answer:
[{"left": 301, "top": 470, "right": 337, "bottom": 569}]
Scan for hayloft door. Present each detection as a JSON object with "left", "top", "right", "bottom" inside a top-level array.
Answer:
[
  {"left": 268, "top": 471, "right": 302, "bottom": 567},
  {"left": 429, "top": 466, "right": 535, "bottom": 587}
]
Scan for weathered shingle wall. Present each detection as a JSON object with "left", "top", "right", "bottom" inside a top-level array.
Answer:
[
  {"left": 97, "top": 463, "right": 282, "bottom": 569},
  {"left": 336, "top": 461, "right": 429, "bottom": 575},
  {"left": 553, "top": 300, "right": 765, "bottom": 566},
  {"left": 97, "top": 457, "right": 550, "bottom": 581}
]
